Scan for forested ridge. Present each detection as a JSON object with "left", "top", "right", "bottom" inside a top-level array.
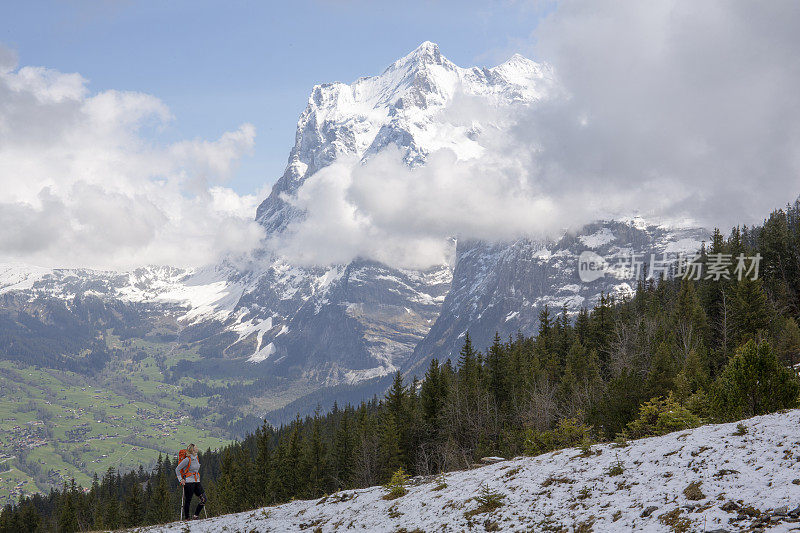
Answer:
[{"left": 2, "top": 202, "right": 800, "bottom": 532}]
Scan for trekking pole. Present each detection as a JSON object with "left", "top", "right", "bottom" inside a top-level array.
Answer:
[{"left": 180, "top": 488, "right": 184, "bottom": 521}]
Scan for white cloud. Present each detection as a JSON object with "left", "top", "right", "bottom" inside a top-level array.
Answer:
[
  {"left": 0, "top": 46, "right": 264, "bottom": 270},
  {"left": 518, "top": 0, "right": 800, "bottom": 229},
  {"left": 271, "top": 137, "right": 633, "bottom": 270},
  {"left": 270, "top": 1, "right": 800, "bottom": 269},
  {"left": 6, "top": 1, "right": 800, "bottom": 273}
]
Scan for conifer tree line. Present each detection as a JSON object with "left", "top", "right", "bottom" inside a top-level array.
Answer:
[{"left": 2, "top": 202, "right": 799, "bottom": 532}]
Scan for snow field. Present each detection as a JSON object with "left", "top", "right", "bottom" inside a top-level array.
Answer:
[{"left": 144, "top": 409, "right": 800, "bottom": 532}]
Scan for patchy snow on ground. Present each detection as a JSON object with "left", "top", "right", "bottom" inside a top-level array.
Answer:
[{"left": 142, "top": 410, "right": 800, "bottom": 532}]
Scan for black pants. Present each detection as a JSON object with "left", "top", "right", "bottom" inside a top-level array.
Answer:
[{"left": 182, "top": 481, "right": 205, "bottom": 519}]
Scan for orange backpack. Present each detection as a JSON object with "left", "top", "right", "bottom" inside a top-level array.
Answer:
[{"left": 178, "top": 449, "right": 190, "bottom": 479}]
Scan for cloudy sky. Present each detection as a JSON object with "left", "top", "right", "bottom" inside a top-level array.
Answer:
[{"left": 1, "top": 1, "right": 799, "bottom": 269}]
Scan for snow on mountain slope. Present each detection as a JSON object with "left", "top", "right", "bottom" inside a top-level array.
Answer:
[
  {"left": 144, "top": 410, "right": 800, "bottom": 532},
  {"left": 242, "top": 39, "right": 708, "bottom": 385},
  {"left": 406, "top": 220, "right": 708, "bottom": 376},
  {"left": 0, "top": 264, "right": 53, "bottom": 293},
  {"left": 235, "top": 42, "right": 554, "bottom": 387},
  {"left": 255, "top": 41, "right": 554, "bottom": 233},
  {"left": 0, "top": 263, "right": 243, "bottom": 323}
]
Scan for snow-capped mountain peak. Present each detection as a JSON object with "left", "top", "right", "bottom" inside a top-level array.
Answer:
[
  {"left": 256, "top": 42, "right": 553, "bottom": 232},
  {"left": 490, "top": 52, "right": 552, "bottom": 91},
  {"left": 384, "top": 40, "right": 452, "bottom": 72}
]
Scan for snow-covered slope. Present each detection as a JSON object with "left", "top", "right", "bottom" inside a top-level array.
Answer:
[
  {"left": 143, "top": 410, "right": 800, "bottom": 533},
  {"left": 406, "top": 221, "right": 708, "bottom": 375},
  {"left": 0, "top": 263, "right": 244, "bottom": 323}
]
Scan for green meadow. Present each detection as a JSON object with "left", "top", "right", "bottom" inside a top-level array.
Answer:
[{"left": 0, "top": 337, "right": 236, "bottom": 505}]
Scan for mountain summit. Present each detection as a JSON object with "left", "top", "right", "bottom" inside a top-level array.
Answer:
[
  {"left": 255, "top": 42, "right": 553, "bottom": 233},
  {"left": 387, "top": 40, "right": 450, "bottom": 70}
]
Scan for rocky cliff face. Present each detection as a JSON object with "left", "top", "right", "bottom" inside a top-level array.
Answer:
[
  {"left": 232, "top": 41, "right": 558, "bottom": 386},
  {"left": 406, "top": 220, "right": 707, "bottom": 376}
]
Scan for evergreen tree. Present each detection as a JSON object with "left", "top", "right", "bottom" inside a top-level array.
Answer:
[
  {"left": 216, "top": 444, "right": 254, "bottom": 513},
  {"left": 17, "top": 501, "right": 39, "bottom": 533},
  {"left": 595, "top": 369, "right": 645, "bottom": 438},
  {"left": 732, "top": 277, "right": 772, "bottom": 344},
  {"left": 384, "top": 372, "right": 408, "bottom": 466},
  {"left": 57, "top": 483, "right": 78, "bottom": 533},
  {"left": 710, "top": 227, "right": 725, "bottom": 254},
  {"left": 254, "top": 422, "right": 273, "bottom": 506},
  {"left": 590, "top": 293, "right": 613, "bottom": 375},
  {"left": 538, "top": 305, "right": 552, "bottom": 339},
  {"left": 378, "top": 412, "right": 402, "bottom": 482},
  {"left": 777, "top": 317, "right": 800, "bottom": 367},
  {"left": 485, "top": 333, "right": 508, "bottom": 408},
  {"left": 100, "top": 468, "right": 121, "bottom": 530},
  {"left": 331, "top": 409, "right": 355, "bottom": 489},
  {"left": 420, "top": 358, "right": 443, "bottom": 429},
  {"left": 559, "top": 340, "right": 601, "bottom": 418},
  {"left": 273, "top": 420, "right": 303, "bottom": 501},
  {"left": 420, "top": 357, "right": 451, "bottom": 447},
  {"left": 575, "top": 308, "right": 590, "bottom": 345},
  {"left": 674, "top": 347, "right": 710, "bottom": 401},
  {"left": 214, "top": 448, "right": 236, "bottom": 514},
  {"left": 646, "top": 342, "right": 679, "bottom": 399},
  {"left": 760, "top": 209, "right": 799, "bottom": 315},
  {"left": 123, "top": 478, "right": 143, "bottom": 526},
  {"left": 712, "top": 340, "right": 799, "bottom": 419},
  {"left": 142, "top": 477, "right": 153, "bottom": 525},
  {"left": 303, "top": 412, "right": 328, "bottom": 498},
  {"left": 674, "top": 280, "right": 709, "bottom": 356},
  {"left": 150, "top": 457, "right": 171, "bottom": 524},
  {"left": 458, "top": 333, "right": 479, "bottom": 388},
  {"left": 385, "top": 372, "right": 407, "bottom": 427}
]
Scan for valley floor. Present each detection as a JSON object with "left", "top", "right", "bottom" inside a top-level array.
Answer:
[
  {"left": 141, "top": 410, "right": 800, "bottom": 532},
  {"left": 0, "top": 349, "right": 232, "bottom": 503}
]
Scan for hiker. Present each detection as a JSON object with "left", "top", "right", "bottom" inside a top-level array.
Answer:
[{"left": 176, "top": 443, "right": 206, "bottom": 520}]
